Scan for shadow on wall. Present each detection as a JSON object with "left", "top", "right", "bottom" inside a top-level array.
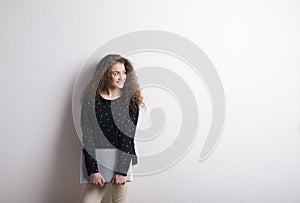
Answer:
[{"left": 41, "top": 80, "right": 113, "bottom": 203}]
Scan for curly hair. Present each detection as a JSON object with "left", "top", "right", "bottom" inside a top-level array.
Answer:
[{"left": 81, "top": 54, "right": 145, "bottom": 110}]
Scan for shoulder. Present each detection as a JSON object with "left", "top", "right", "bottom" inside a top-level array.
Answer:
[
  {"left": 81, "top": 95, "right": 96, "bottom": 116},
  {"left": 82, "top": 94, "right": 95, "bottom": 106}
]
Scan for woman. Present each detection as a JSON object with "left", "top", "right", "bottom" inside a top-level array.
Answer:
[{"left": 80, "top": 54, "right": 145, "bottom": 202}]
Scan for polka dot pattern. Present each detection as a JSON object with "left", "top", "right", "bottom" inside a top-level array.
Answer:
[{"left": 81, "top": 93, "right": 139, "bottom": 176}]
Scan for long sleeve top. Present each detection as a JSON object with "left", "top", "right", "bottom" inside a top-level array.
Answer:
[{"left": 80, "top": 92, "right": 139, "bottom": 176}]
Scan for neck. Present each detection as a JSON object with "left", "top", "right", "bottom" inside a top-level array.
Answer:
[{"left": 101, "top": 87, "right": 122, "bottom": 98}]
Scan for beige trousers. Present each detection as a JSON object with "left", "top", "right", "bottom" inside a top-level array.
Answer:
[{"left": 80, "top": 182, "right": 131, "bottom": 203}]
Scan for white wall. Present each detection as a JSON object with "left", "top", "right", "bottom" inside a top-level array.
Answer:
[{"left": 1, "top": 0, "right": 300, "bottom": 202}]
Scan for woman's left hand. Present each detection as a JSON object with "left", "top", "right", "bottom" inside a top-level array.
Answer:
[{"left": 112, "top": 174, "right": 127, "bottom": 185}]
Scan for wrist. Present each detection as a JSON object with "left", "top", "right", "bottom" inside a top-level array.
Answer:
[{"left": 115, "top": 172, "right": 127, "bottom": 176}]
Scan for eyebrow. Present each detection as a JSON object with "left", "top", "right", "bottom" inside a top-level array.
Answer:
[{"left": 111, "top": 70, "right": 126, "bottom": 73}]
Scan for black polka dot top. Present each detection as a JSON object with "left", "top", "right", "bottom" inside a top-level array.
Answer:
[{"left": 81, "top": 92, "right": 139, "bottom": 176}]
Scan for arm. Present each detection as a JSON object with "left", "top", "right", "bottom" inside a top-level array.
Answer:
[
  {"left": 115, "top": 100, "right": 139, "bottom": 176},
  {"left": 81, "top": 97, "right": 99, "bottom": 176}
]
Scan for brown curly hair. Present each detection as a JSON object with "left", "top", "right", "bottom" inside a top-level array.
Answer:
[{"left": 81, "top": 54, "right": 145, "bottom": 110}]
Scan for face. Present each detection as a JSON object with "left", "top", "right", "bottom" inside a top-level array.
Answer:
[{"left": 108, "top": 62, "right": 127, "bottom": 89}]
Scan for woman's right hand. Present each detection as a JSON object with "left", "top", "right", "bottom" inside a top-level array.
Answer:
[{"left": 90, "top": 172, "right": 105, "bottom": 187}]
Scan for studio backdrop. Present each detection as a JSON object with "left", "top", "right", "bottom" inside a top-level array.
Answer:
[{"left": 0, "top": 0, "right": 300, "bottom": 202}]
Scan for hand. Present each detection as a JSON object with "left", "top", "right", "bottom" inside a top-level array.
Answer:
[
  {"left": 112, "top": 174, "right": 126, "bottom": 185},
  {"left": 90, "top": 172, "right": 105, "bottom": 187}
]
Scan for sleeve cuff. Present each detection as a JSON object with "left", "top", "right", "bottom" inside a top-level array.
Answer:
[
  {"left": 115, "top": 172, "right": 127, "bottom": 176},
  {"left": 87, "top": 169, "right": 99, "bottom": 176}
]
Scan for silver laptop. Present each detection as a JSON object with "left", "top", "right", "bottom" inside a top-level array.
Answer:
[{"left": 80, "top": 149, "right": 133, "bottom": 184}]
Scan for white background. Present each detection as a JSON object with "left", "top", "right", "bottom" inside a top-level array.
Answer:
[{"left": 1, "top": 0, "right": 300, "bottom": 202}]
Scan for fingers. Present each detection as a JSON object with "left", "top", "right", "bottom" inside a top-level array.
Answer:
[
  {"left": 90, "top": 174, "right": 97, "bottom": 185},
  {"left": 90, "top": 175, "right": 105, "bottom": 187},
  {"left": 115, "top": 179, "right": 125, "bottom": 185},
  {"left": 111, "top": 175, "right": 126, "bottom": 185},
  {"left": 91, "top": 178, "right": 96, "bottom": 185},
  {"left": 100, "top": 177, "right": 105, "bottom": 187},
  {"left": 96, "top": 177, "right": 104, "bottom": 187}
]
